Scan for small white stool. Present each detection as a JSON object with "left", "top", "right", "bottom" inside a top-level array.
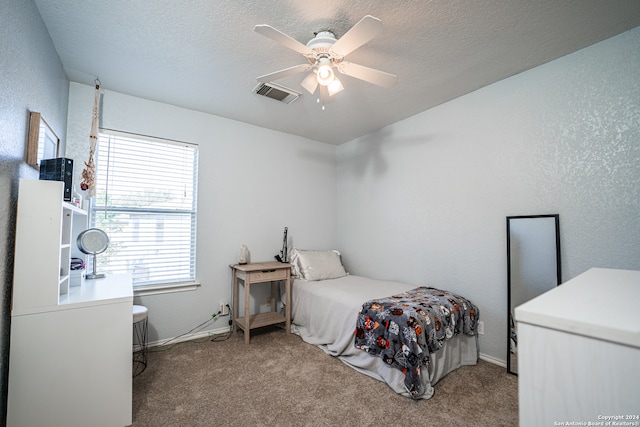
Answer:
[{"left": 132, "top": 305, "right": 148, "bottom": 377}]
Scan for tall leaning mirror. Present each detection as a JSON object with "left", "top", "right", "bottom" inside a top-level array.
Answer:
[{"left": 507, "top": 214, "right": 561, "bottom": 375}]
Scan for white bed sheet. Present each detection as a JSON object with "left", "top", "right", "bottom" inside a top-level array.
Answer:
[{"left": 290, "top": 275, "right": 478, "bottom": 399}]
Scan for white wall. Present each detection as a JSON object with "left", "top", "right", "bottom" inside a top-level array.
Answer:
[
  {"left": 336, "top": 27, "right": 640, "bottom": 364},
  {"left": 66, "top": 83, "right": 337, "bottom": 342},
  {"left": 1, "top": 0, "right": 69, "bottom": 422},
  {"left": 60, "top": 23, "right": 640, "bottom": 365}
]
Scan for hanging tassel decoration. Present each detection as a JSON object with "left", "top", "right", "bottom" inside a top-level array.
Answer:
[{"left": 81, "top": 80, "right": 100, "bottom": 196}]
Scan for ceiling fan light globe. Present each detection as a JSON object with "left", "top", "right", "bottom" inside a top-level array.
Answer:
[
  {"left": 300, "top": 72, "right": 319, "bottom": 94},
  {"left": 327, "top": 78, "right": 344, "bottom": 96},
  {"left": 316, "top": 63, "right": 334, "bottom": 86}
]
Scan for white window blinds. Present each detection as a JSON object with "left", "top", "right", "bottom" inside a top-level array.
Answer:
[{"left": 91, "top": 130, "right": 198, "bottom": 286}]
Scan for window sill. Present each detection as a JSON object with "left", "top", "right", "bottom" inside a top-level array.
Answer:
[{"left": 133, "top": 281, "right": 201, "bottom": 297}]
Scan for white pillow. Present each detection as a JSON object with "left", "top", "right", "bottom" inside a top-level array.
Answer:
[{"left": 290, "top": 249, "right": 347, "bottom": 281}]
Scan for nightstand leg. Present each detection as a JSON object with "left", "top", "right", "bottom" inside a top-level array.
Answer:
[
  {"left": 270, "top": 281, "right": 276, "bottom": 312},
  {"left": 244, "top": 280, "right": 250, "bottom": 345},
  {"left": 285, "top": 274, "right": 291, "bottom": 334},
  {"left": 232, "top": 270, "right": 238, "bottom": 334}
]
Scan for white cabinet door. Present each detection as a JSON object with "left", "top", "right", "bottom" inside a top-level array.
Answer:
[{"left": 7, "top": 301, "right": 132, "bottom": 427}]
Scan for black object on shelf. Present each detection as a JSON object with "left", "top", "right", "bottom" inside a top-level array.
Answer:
[
  {"left": 70, "top": 257, "right": 85, "bottom": 271},
  {"left": 39, "top": 157, "right": 73, "bottom": 202}
]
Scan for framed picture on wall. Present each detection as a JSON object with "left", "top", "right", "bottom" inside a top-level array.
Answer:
[{"left": 27, "top": 111, "right": 60, "bottom": 169}]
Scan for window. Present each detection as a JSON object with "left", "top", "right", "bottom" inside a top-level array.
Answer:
[{"left": 91, "top": 130, "right": 198, "bottom": 289}]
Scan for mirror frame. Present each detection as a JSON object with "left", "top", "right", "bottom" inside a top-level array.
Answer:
[
  {"left": 27, "top": 111, "right": 60, "bottom": 169},
  {"left": 506, "top": 214, "right": 561, "bottom": 376}
]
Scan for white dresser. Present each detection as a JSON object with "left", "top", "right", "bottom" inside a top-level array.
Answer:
[{"left": 515, "top": 268, "right": 640, "bottom": 427}]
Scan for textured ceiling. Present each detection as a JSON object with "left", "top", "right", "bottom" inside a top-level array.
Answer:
[{"left": 34, "top": 0, "right": 640, "bottom": 145}]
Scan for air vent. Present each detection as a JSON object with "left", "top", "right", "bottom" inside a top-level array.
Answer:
[{"left": 253, "top": 82, "right": 301, "bottom": 104}]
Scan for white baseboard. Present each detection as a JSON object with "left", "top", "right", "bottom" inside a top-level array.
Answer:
[
  {"left": 479, "top": 352, "right": 506, "bottom": 368},
  {"left": 148, "top": 325, "right": 232, "bottom": 348}
]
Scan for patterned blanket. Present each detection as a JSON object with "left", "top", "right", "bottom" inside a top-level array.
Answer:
[{"left": 354, "top": 286, "right": 479, "bottom": 398}]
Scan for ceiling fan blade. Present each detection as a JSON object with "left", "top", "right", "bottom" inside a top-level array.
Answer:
[
  {"left": 257, "top": 64, "right": 312, "bottom": 83},
  {"left": 337, "top": 61, "right": 397, "bottom": 87},
  {"left": 300, "top": 72, "right": 318, "bottom": 94},
  {"left": 331, "top": 15, "right": 383, "bottom": 57},
  {"left": 255, "top": 25, "right": 313, "bottom": 56}
]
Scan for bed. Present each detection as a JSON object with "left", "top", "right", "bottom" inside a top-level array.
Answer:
[{"left": 287, "top": 249, "right": 479, "bottom": 400}]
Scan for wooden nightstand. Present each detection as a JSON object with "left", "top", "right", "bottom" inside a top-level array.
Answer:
[{"left": 230, "top": 261, "right": 291, "bottom": 344}]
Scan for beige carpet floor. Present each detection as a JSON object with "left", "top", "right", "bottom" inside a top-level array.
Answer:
[{"left": 132, "top": 326, "right": 518, "bottom": 426}]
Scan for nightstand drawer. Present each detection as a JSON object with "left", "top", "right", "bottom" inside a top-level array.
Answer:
[{"left": 247, "top": 268, "right": 288, "bottom": 282}]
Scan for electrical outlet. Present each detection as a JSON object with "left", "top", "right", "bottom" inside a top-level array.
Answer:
[
  {"left": 477, "top": 320, "right": 485, "bottom": 335},
  {"left": 219, "top": 301, "right": 229, "bottom": 316}
]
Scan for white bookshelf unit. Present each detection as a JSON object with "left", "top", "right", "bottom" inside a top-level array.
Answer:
[
  {"left": 7, "top": 179, "right": 134, "bottom": 427},
  {"left": 10, "top": 179, "right": 86, "bottom": 311}
]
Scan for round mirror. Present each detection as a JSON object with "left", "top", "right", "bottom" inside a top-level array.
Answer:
[
  {"left": 78, "top": 228, "right": 109, "bottom": 254},
  {"left": 77, "top": 228, "right": 109, "bottom": 279}
]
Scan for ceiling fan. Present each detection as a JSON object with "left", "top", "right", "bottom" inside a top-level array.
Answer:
[{"left": 255, "top": 15, "right": 397, "bottom": 100}]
